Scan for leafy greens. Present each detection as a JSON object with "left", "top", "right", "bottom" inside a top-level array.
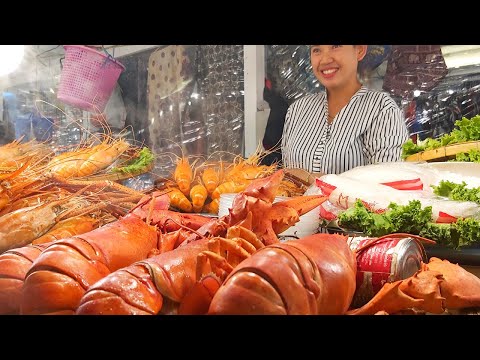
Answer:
[
  {"left": 337, "top": 199, "right": 480, "bottom": 249},
  {"left": 112, "top": 147, "right": 154, "bottom": 174},
  {"left": 402, "top": 114, "right": 480, "bottom": 158}
]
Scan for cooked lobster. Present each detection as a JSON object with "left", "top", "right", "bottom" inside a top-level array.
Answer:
[
  {"left": 179, "top": 169, "right": 326, "bottom": 246},
  {"left": 19, "top": 192, "right": 173, "bottom": 315},
  {"left": 76, "top": 170, "right": 328, "bottom": 315},
  {"left": 208, "top": 233, "right": 357, "bottom": 315},
  {"left": 0, "top": 215, "right": 101, "bottom": 315},
  {"left": 0, "top": 243, "right": 51, "bottom": 314},
  {"left": 76, "top": 224, "right": 262, "bottom": 315},
  {"left": 207, "top": 231, "right": 480, "bottom": 315}
]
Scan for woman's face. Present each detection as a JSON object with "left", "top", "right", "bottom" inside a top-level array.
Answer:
[{"left": 310, "top": 45, "right": 367, "bottom": 91}]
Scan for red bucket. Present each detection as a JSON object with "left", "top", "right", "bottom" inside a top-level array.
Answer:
[{"left": 57, "top": 45, "right": 125, "bottom": 113}]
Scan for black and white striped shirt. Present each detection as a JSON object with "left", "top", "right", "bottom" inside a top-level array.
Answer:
[{"left": 281, "top": 86, "right": 409, "bottom": 174}]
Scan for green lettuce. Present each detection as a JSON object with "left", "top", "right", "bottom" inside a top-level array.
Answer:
[
  {"left": 432, "top": 180, "right": 480, "bottom": 204},
  {"left": 337, "top": 200, "right": 393, "bottom": 237},
  {"left": 454, "top": 149, "right": 480, "bottom": 162},
  {"left": 386, "top": 200, "right": 432, "bottom": 234},
  {"left": 337, "top": 199, "right": 480, "bottom": 249},
  {"left": 401, "top": 114, "right": 480, "bottom": 157},
  {"left": 112, "top": 147, "right": 154, "bottom": 174}
]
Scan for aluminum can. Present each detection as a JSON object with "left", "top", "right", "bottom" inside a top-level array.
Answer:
[{"left": 347, "top": 236, "right": 427, "bottom": 308}]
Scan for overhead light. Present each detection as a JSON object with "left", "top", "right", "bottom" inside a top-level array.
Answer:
[{"left": 0, "top": 45, "right": 25, "bottom": 76}]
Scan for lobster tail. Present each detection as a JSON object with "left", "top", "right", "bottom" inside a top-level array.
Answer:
[
  {"left": 21, "top": 213, "right": 158, "bottom": 314},
  {"left": 0, "top": 243, "right": 50, "bottom": 314},
  {"left": 208, "top": 233, "right": 357, "bottom": 315},
  {"left": 77, "top": 264, "right": 163, "bottom": 315},
  {"left": 77, "top": 239, "right": 212, "bottom": 315},
  {"left": 22, "top": 240, "right": 111, "bottom": 315}
]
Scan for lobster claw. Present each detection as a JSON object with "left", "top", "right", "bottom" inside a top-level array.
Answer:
[
  {"left": 241, "top": 169, "right": 285, "bottom": 203},
  {"left": 346, "top": 270, "right": 444, "bottom": 315},
  {"left": 228, "top": 194, "right": 273, "bottom": 226},
  {"left": 270, "top": 195, "right": 328, "bottom": 234},
  {"left": 426, "top": 257, "right": 480, "bottom": 309},
  {"left": 248, "top": 195, "right": 327, "bottom": 246},
  {"left": 227, "top": 170, "right": 285, "bottom": 225}
]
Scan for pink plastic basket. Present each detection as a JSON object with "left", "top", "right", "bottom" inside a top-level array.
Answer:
[{"left": 57, "top": 45, "right": 125, "bottom": 113}]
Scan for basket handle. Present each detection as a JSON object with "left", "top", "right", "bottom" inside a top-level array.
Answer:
[
  {"left": 101, "top": 45, "right": 114, "bottom": 58},
  {"left": 100, "top": 46, "right": 120, "bottom": 68}
]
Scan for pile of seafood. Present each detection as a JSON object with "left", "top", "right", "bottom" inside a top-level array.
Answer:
[
  {"left": 0, "top": 136, "right": 155, "bottom": 259},
  {"left": 157, "top": 151, "right": 308, "bottom": 215},
  {"left": 0, "top": 168, "right": 479, "bottom": 315}
]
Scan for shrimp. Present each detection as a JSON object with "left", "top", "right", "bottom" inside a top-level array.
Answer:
[
  {"left": 78, "top": 139, "right": 130, "bottom": 176},
  {"left": 47, "top": 138, "right": 131, "bottom": 179},
  {"left": 224, "top": 146, "right": 277, "bottom": 182},
  {"left": 0, "top": 139, "right": 53, "bottom": 168},
  {"left": 0, "top": 188, "right": 9, "bottom": 212},
  {"left": 174, "top": 156, "right": 194, "bottom": 196},
  {"left": 190, "top": 183, "right": 208, "bottom": 213},
  {"left": 0, "top": 191, "right": 66, "bottom": 217},
  {"left": 0, "top": 197, "right": 88, "bottom": 254},
  {"left": 47, "top": 148, "right": 93, "bottom": 179},
  {"left": 202, "top": 166, "right": 221, "bottom": 195},
  {"left": 167, "top": 187, "right": 193, "bottom": 213},
  {"left": 0, "top": 158, "right": 43, "bottom": 213},
  {"left": 211, "top": 180, "right": 252, "bottom": 200},
  {"left": 202, "top": 198, "right": 219, "bottom": 215}
]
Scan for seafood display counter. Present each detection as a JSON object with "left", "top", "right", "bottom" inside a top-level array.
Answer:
[{"left": 0, "top": 148, "right": 479, "bottom": 315}]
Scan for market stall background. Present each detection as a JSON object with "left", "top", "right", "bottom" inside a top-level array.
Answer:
[
  {"left": 1, "top": 45, "right": 480, "bottom": 269},
  {"left": 3, "top": 45, "right": 480, "bottom": 167},
  {"left": 0, "top": 45, "right": 480, "bottom": 315}
]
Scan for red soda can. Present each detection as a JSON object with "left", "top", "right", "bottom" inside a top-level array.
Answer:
[{"left": 347, "top": 236, "right": 427, "bottom": 308}]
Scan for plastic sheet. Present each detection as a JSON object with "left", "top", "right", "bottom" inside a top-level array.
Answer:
[
  {"left": 265, "top": 45, "right": 480, "bottom": 145},
  {"left": 0, "top": 45, "right": 246, "bottom": 190},
  {"left": 0, "top": 88, "right": 80, "bottom": 152},
  {"left": 266, "top": 45, "right": 321, "bottom": 104},
  {"left": 146, "top": 45, "right": 245, "bottom": 179}
]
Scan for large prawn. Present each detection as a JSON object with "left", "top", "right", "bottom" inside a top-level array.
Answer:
[
  {"left": 0, "top": 193, "right": 92, "bottom": 254},
  {"left": 0, "top": 138, "right": 53, "bottom": 168},
  {"left": 46, "top": 136, "right": 131, "bottom": 179}
]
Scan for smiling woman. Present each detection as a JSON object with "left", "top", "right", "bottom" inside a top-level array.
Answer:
[
  {"left": 0, "top": 46, "right": 25, "bottom": 76},
  {"left": 281, "top": 45, "right": 410, "bottom": 175}
]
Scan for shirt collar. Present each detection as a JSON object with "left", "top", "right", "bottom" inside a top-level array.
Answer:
[
  {"left": 351, "top": 85, "right": 368, "bottom": 99},
  {"left": 321, "top": 85, "right": 368, "bottom": 102}
]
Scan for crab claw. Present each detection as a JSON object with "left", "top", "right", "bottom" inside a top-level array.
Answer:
[
  {"left": 426, "top": 258, "right": 480, "bottom": 309},
  {"left": 346, "top": 270, "right": 444, "bottom": 315}
]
